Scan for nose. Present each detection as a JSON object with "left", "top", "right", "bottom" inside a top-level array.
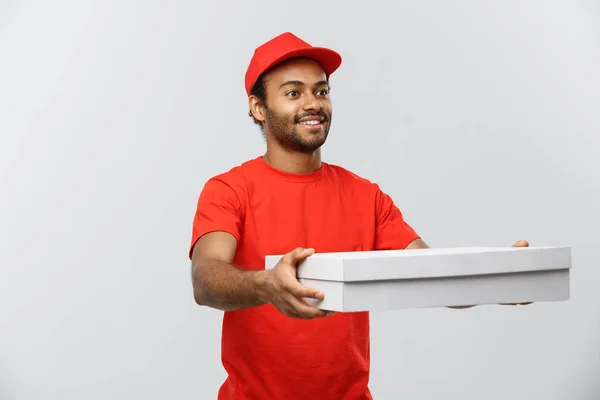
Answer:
[{"left": 302, "top": 93, "right": 323, "bottom": 111}]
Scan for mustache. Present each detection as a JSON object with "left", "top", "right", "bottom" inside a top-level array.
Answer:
[{"left": 294, "top": 110, "right": 329, "bottom": 123}]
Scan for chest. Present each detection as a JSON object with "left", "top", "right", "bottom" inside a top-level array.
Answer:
[{"left": 240, "top": 181, "right": 377, "bottom": 258}]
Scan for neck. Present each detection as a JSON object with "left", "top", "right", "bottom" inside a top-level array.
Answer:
[{"left": 263, "top": 146, "right": 322, "bottom": 174}]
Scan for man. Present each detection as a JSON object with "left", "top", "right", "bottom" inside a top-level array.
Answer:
[{"left": 189, "top": 32, "right": 530, "bottom": 400}]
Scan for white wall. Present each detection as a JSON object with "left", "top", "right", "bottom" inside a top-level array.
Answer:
[{"left": 1, "top": 1, "right": 598, "bottom": 398}]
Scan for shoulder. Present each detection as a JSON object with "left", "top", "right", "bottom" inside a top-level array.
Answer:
[
  {"left": 206, "top": 163, "right": 244, "bottom": 187},
  {"left": 324, "top": 162, "right": 398, "bottom": 209},
  {"left": 203, "top": 157, "right": 262, "bottom": 186},
  {"left": 198, "top": 158, "right": 260, "bottom": 204},
  {"left": 324, "top": 162, "right": 380, "bottom": 191}
]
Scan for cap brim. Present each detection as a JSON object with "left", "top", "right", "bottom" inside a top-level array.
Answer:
[{"left": 264, "top": 46, "right": 342, "bottom": 78}]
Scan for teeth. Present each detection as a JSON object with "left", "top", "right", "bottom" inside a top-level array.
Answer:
[{"left": 301, "top": 120, "right": 320, "bottom": 125}]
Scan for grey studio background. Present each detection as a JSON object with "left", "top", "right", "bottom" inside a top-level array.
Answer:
[{"left": 1, "top": 1, "right": 599, "bottom": 399}]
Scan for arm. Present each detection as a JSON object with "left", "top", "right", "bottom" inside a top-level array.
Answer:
[
  {"left": 374, "top": 186, "right": 422, "bottom": 250},
  {"left": 191, "top": 231, "right": 269, "bottom": 311},
  {"left": 373, "top": 188, "right": 473, "bottom": 309},
  {"left": 405, "top": 238, "right": 430, "bottom": 249},
  {"left": 404, "top": 231, "right": 531, "bottom": 307},
  {"left": 192, "top": 235, "right": 328, "bottom": 317},
  {"left": 405, "top": 237, "right": 474, "bottom": 309},
  {"left": 373, "top": 188, "right": 472, "bottom": 308},
  {"left": 189, "top": 176, "right": 268, "bottom": 311},
  {"left": 189, "top": 176, "right": 327, "bottom": 318}
]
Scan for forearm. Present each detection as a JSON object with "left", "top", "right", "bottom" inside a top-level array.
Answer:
[{"left": 193, "top": 259, "right": 269, "bottom": 311}]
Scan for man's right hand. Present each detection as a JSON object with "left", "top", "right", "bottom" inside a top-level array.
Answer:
[{"left": 260, "top": 247, "right": 330, "bottom": 320}]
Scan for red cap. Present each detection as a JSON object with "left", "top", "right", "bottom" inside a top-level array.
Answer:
[{"left": 244, "top": 32, "right": 342, "bottom": 96}]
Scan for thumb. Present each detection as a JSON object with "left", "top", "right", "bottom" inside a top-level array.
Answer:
[{"left": 282, "top": 247, "right": 314, "bottom": 265}]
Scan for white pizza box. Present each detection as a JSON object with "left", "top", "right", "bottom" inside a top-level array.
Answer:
[{"left": 264, "top": 246, "right": 571, "bottom": 312}]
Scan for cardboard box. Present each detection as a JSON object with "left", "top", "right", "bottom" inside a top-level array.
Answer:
[{"left": 264, "top": 246, "right": 571, "bottom": 312}]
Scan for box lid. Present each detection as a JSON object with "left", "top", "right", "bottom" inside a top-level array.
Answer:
[{"left": 264, "top": 246, "right": 571, "bottom": 282}]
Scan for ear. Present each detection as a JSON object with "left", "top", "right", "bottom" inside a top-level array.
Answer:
[{"left": 248, "top": 95, "right": 266, "bottom": 124}]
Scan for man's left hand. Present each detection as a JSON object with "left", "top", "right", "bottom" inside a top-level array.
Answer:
[
  {"left": 500, "top": 239, "right": 533, "bottom": 306},
  {"left": 450, "top": 239, "right": 534, "bottom": 309}
]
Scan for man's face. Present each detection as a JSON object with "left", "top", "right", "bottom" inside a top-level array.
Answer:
[{"left": 260, "top": 58, "right": 333, "bottom": 153}]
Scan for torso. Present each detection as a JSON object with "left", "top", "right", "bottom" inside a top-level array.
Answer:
[{"left": 219, "top": 157, "right": 377, "bottom": 400}]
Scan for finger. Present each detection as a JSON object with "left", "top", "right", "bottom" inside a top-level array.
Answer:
[
  {"left": 273, "top": 302, "right": 309, "bottom": 319},
  {"left": 283, "top": 307, "right": 310, "bottom": 319},
  {"left": 287, "top": 280, "right": 324, "bottom": 300},
  {"left": 500, "top": 301, "right": 533, "bottom": 306},
  {"left": 282, "top": 292, "right": 326, "bottom": 316},
  {"left": 279, "top": 302, "right": 314, "bottom": 319},
  {"left": 273, "top": 289, "right": 326, "bottom": 319},
  {"left": 284, "top": 293, "right": 327, "bottom": 319},
  {"left": 512, "top": 240, "right": 529, "bottom": 247},
  {"left": 284, "top": 292, "right": 326, "bottom": 316},
  {"left": 282, "top": 247, "right": 314, "bottom": 265}
]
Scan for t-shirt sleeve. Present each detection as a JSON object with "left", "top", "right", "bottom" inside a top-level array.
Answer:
[
  {"left": 188, "top": 175, "right": 244, "bottom": 259},
  {"left": 374, "top": 185, "right": 420, "bottom": 250}
]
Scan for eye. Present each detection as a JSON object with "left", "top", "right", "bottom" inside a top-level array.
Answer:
[
  {"left": 317, "top": 88, "right": 329, "bottom": 96},
  {"left": 285, "top": 90, "right": 298, "bottom": 97}
]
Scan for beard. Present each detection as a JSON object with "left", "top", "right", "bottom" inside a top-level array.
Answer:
[{"left": 264, "top": 107, "right": 331, "bottom": 153}]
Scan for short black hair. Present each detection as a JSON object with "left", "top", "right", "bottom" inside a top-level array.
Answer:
[{"left": 248, "top": 73, "right": 268, "bottom": 131}]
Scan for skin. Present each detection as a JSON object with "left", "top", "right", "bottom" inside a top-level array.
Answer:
[
  {"left": 248, "top": 57, "right": 331, "bottom": 175},
  {"left": 191, "top": 57, "right": 531, "bottom": 319}
]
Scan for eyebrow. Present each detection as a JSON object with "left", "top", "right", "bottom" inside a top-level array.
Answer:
[{"left": 279, "top": 80, "right": 329, "bottom": 89}]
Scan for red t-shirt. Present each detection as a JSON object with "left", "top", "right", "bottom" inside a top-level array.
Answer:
[{"left": 189, "top": 156, "right": 419, "bottom": 400}]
